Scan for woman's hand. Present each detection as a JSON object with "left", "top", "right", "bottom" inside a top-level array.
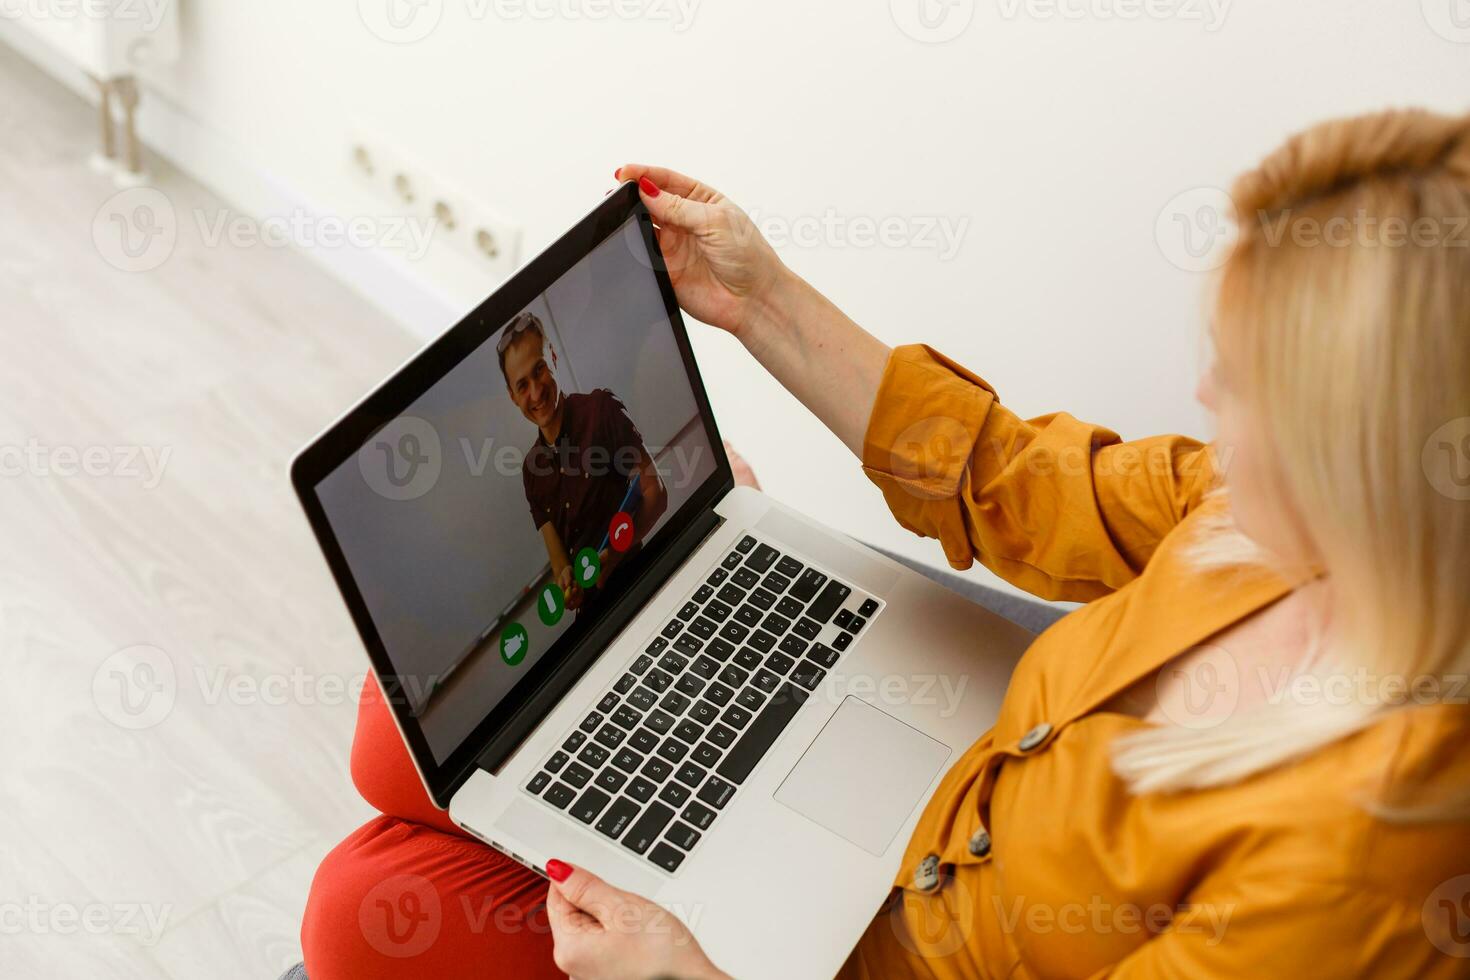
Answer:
[
  {"left": 545, "top": 859, "right": 730, "bottom": 980},
  {"left": 614, "top": 165, "right": 788, "bottom": 340}
]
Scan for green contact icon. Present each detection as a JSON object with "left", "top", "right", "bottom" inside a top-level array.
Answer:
[
  {"left": 573, "top": 547, "right": 601, "bottom": 589},
  {"left": 500, "top": 623, "right": 529, "bottom": 666},
  {"left": 537, "top": 582, "right": 565, "bottom": 627}
]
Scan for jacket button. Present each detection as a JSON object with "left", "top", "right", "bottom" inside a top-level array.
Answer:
[
  {"left": 912, "top": 853, "right": 941, "bottom": 892},
  {"left": 1018, "top": 722, "right": 1052, "bottom": 752},
  {"left": 968, "top": 828, "right": 991, "bottom": 858}
]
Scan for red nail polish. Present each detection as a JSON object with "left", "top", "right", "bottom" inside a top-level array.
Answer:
[
  {"left": 614, "top": 168, "right": 622, "bottom": 180},
  {"left": 638, "top": 176, "right": 660, "bottom": 198},
  {"left": 545, "top": 859, "right": 572, "bottom": 882}
]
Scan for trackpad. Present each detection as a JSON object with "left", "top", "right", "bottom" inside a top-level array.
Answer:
[{"left": 774, "top": 698, "right": 951, "bottom": 857}]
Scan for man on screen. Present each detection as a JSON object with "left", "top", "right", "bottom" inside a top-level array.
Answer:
[{"left": 499, "top": 311, "right": 668, "bottom": 611}]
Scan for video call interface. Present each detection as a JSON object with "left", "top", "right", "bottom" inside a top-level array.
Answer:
[{"left": 315, "top": 217, "right": 717, "bottom": 761}]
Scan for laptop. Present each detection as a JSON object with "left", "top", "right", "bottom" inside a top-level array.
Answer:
[{"left": 291, "top": 180, "right": 1031, "bottom": 978}]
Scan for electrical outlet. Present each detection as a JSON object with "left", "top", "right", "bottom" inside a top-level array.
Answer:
[{"left": 347, "top": 128, "right": 521, "bottom": 281}]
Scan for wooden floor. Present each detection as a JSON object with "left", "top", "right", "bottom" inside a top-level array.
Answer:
[{"left": 0, "top": 44, "right": 418, "bottom": 978}]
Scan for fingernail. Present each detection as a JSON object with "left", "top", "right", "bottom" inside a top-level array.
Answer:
[
  {"left": 545, "top": 859, "right": 572, "bottom": 882},
  {"left": 638, "top": 176, "right": 660, "bottom": 198},
  {"left": 614, "top": 167, "right": 622, "bottom": 180}
]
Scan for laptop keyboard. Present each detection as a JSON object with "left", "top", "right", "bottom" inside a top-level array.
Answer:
[{"left": 523, "top": 532, "right": 883, "bottom": 875}]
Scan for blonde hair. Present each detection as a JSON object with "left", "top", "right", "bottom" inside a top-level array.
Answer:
[{"left": 1112, "top": 109, "right": 1470, "bottom": 804}]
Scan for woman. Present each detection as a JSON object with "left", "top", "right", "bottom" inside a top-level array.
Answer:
[{"left": 301, "top": 108, "right": 1470, "bottom": 978}]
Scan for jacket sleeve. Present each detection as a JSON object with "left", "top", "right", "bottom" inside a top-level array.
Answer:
[{"left": 861, "top": 345, "right": 1216, "bottom": 601}]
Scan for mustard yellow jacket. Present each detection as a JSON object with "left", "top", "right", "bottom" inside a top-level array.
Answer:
[{"left": 838, "top": 346, "right": 1470, "bottom": 979}]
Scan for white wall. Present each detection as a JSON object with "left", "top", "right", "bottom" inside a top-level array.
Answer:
[{"left": 10, "top": 0, "right": 1468, "bottom": 590}]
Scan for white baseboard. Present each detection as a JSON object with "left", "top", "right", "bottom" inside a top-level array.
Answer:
[{"left": 0, "top": 20, "right": 463, "bottom": 338}]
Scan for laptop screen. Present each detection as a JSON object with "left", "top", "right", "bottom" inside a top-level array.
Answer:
[{"left": 310, "top": 212, "right": 720, "bottom": 765}]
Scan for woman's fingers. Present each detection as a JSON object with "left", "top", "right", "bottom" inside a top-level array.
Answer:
[
  {"left": 615, "top": 164, "right": 722, "bottom": 204},
  {"left": 636, "top": 179, "right": 718, "bottom": 236},
  {"left": 547, "top": 861, "right": 628, "bottom": 926}
]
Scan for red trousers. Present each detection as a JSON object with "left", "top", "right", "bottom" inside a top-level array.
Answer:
[{"left": 301, "top": 676, "right": 562, "bottom": 979}]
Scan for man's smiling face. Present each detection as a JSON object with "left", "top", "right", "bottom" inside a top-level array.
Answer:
[{"left": 503, "top": 330, "right": 562, "bottom": 430}]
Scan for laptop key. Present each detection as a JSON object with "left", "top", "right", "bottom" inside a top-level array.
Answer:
[
  {"left": 666, "top": 821, "right": 702, "bottom": 851},
  {"left": 627, "top": 776, "right": 657, "bottom": 802},
  {"left": 747, "top": 629, "right": 776, "bottom": 653},
  {"left": 859, "top": 597, "right": 879, "bottom": 617},
  {"left": 832, "top": 632, "right": 853, "bottom": 651},
  {"left": 527, "top": 772, "right": 551, "bottom": 795},
  {"left": 718, "top": 622, "right": 750, "bottom": 645},
  {"left": 657, "top": 738, "right": 689, "bottom": 764},
  {"left": 692, "top": 743, "right": 722, "bottom": 769},
  {"left": 546, "top": 750, "right": 569, "bottom": 773},
  {"left": 735, "top": 534, "right": 757, "bottom": 553},
  {"left": 579, "top": 712, "right": 603, "bottom": 734},
  {"left": 682, "top": 801, "right": 717, "bottom": 830},
  {"left": 718, "top": 682, "right": 810, "bottom": 785},
  {"left": 722, "top": 551, "right": 743, "bottom": 570},
  {"left": 645, "top": 709, "right": 675, "bottom": 734},
  {"left": 762, "top": 571, "right": 791, "bottom": 593},
  {"left": 778, "top": 635, "right": 810, "bottom": 657},
  {"left": 642, "top": 757, "right": 674, "bottom": 782},
  {"left": 649, "top": 842, "right": 687, "bottom": 873},
  {"left": 693, "top": 584, "right": 714, "bottom": 604},
  {"left": 720, "top": 704, "right": 753, "bottom": 728},
  {"left": 623, "top": 802, "right": 675, "bottom": 855},
  {"left": 733, "top": 605, "right": 763, "bottom": 628},
  {"left": 612, "top": 748, "right": 644, "bottom": 773},
  {"left": 747, "top": 587, "right": 777, "bottom": 611},
  {"left": 562, "top": 731, "right": 586, "bottom": 752},
  {"left": 731, "top": 568, "right": 760, "bottom": 590},
  {"left": 630, "top": 728, "right": 659, "bottom": 754},
  {"left": 595, "top": 768, "right": 627, "bottom": 794},
  {"left": 707, "top": 567, "right": 728, "bottom": 586},
  {"left": 697, "top": 776, "right": 736, "bottom": 809},
  {"left": 688, "top": 617, "right": 717, "bottom": 640},
  {"left": 849, "top": 615, "right": 867, "bottom": 633},
  {"left": 792, "top": 617, "right": 821, "bottom": 641},
  {"left": 705, "top": 600, "right": 733, "bottom": 623},
  {"left": 834, "top": 609, "right": 854, "bottom": 629},
  {"left": 706, "top": 723, "right": 737, "bottom": 749},
  {"left": 689, "top": 700, "right": 718, "bottom": 726},
  {"left": 570, "top": 787, "right": 611, "bottom": 824},
  {"left": 595, "top": 724, "right": 626, "bottom": 749},
  {"left": 775, "top": 556, "right": 804, "bottom": 578},
  {"left": 579, "top": 744, "right": 610, "bottom": 768},
  {"left": 659, "top": 691, "right": 691, "bottom": 715},
  {"left": 752, "top": 670, "right": 781, "bottom": 694},
  {"left": 674, "top": 674, "right": 705, "bottom": 698},
  {"left": 733, "top": 648, "right": 762, "bottom": 671},
  {"left": 776, "top": 596, "right": 805, "bottom": 619},
  {"left": 661, "top": 620, "right": 683, "bottom": 640},
  {"left": 736, "top": 687, "right": 766, "bottom": 711},
  {"left": 690, "top": 654, "right": 719, "bottom": 679},
  {"left": 543, "top": 782, "right": 577, "bottom": 809},
  {"left": 717, "top": 665, "right": 748, "bottom": 688},
  {"left": 789, "top": 568, "right": 828, "bottom": 602},
  {"left": 716, "top": 584, "right": 747, "bottom": 607},
  {"left": 634, "top": 650, "right": 657, "bottom": 671},
  {"left": 673, "top": 720, "right": 704, "bottom": 744},
  {"left": 614, "top": 672, "right": 637, "bottom": 695},
  {"left": 596, "top": 797, "right": 640, "bottom": 840},
  {"left": 658, "top": 652, "right": 689, "bottom": 675},
  {"left": 628, "top": 687, "right": 657, "bottom": 712},
  {"left": 807, "top": 580, "right": 852, "bottom": 623},
  {"left": 644, "top": 669, "right": 673, "bottom": 693},
  {"left": 563, "top": 762, "right": 593, "bottom": 788},
  {"left": 707, "top": 637, "right": 736, "bottom": 662},
  {"left": 762, "top": 613, "right": 791, "bottom": 636},
  {"left": 765, "top": 651, "right": 795, "bottom": 674},
  {"left": 673, "top": 634, "right": 703, "bottom": 656},
  {"left": 678, "top": 601, "right": 700, "bottom": 621},
  {"left": 658, "top": 782, "right": 691, "bottom": 807},
  {"left": 807, "top": 643, "right": 840, "bottom": 668},
  {"left": 611, "top": 705, "right": 642, "bottom": 730},
  {"left": 790, "top": 661, "right": 826, "bottom": 691}
]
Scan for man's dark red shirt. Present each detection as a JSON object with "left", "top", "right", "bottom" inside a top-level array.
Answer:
[{"left": 522, "top": 389, "right": 649, "bottom": 557}]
